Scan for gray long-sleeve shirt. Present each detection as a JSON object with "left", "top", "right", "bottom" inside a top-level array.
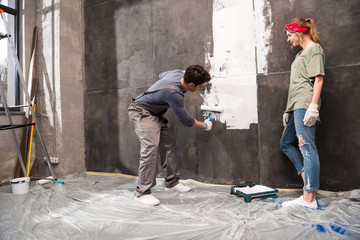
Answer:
[{"left": 135, "top": 69, "right": 195, "bottom": 127}]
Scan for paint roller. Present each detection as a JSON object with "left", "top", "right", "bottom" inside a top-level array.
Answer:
[
  {"left": 35, "top": 176, "right": 64, "bottom": 185},
  {"left": 200, "top": 105, "right": 224, "bottom": 113},
  {"left": 36, "top": 177, "right": 53, "bottom": 185},
  {"left": 200, "top": 105, "right": 224, "bottom": 121}
]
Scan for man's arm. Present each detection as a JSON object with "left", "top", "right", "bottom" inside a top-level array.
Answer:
[
  {"left": 167, "top": 91, "right": 211, "bottom": 130},
  {"left": 191, "top": 119, "right": 206, "bottom": 129}
]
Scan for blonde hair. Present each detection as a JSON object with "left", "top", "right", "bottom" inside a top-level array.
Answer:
[{"left": 285, "top": 18, "right": 321, "bottom": 45}]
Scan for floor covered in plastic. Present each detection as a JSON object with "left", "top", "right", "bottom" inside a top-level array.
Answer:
[{"left": 0, "top": 172, "right": 359, "bottom": 240}]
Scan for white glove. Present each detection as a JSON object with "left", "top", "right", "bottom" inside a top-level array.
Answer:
[
  {"left": 204, "top": 117, "right": 212, "bottom": 131},
  {"left": 303, "top": 103, "right": 319, "bottom": 127},
  {"left": 282, "top": 112, "right": 289, "bottom": 127}
]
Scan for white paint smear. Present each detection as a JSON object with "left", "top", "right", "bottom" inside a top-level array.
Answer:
[
  {"left": 254, "top": 0, "right": 273, "bottom": 74},
  {"left": 41, "top": 0, "right": 62, "bottom": 131},
  {"left": 204, "top": 0, "right": 272, "bottom": 129}
]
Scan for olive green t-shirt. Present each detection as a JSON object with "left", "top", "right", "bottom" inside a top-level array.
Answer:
[{"left": 285, "top": 43, "right": 325, "bottom": 112}]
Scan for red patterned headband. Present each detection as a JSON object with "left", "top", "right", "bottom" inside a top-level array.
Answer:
[{"left": 284, "top": 22, "right": 309, "bottom": 34}]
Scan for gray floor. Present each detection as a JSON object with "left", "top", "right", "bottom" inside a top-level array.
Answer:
[{"left": 0, "top": 172, "right": 359, "bottom": 240}]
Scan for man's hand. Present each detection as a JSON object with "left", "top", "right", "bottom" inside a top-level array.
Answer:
[
  {"left": 283, "top": 112, "right": 289, "bottom": 127},
  {"left": 303, "top": 103, "right": 319, "bottom": 127},
  {"left": 204, "top": 116, "right": 212, "bottom": 131}
]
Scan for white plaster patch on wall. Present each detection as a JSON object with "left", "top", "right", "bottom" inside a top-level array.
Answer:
[
  {"left": 42, "top": 71, "right": 53, "bottom": 126},
  {"left": 41, "top": 5, "right": 54, "bottom": 128},
  {"left": 41, "top": 0, "right": 62, "bottom": 131},
  {"left": 54, "top": 0, "right": 62, "bottom": 132},
  {"left": 254, "top": 0, "right": 273, "bottom": 74},
  {"left": 204, "top": 0, "right": 272, "bottom": 129}
]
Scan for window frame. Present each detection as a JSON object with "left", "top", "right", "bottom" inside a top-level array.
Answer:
[{"left": 0, "top": 1, "right": 20, "bottom": 111}]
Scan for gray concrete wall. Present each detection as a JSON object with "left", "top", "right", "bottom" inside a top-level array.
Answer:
[
  {"left": 0, "top": 114, "right": 26, "bottom": 184},
  {"left": 0, "top": 0, "right": 85, "bottom": 184},
  {"left": 84, "top": 0, "right": 258, "bottom": 185},
  {"left": 84, "top": 0, "right": 360, "bottom": 191},
  {"left": 33, "top": 0, "right": 86, "bottom": 178}
]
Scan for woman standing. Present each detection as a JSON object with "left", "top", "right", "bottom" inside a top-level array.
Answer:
[{"left": 280, "top": 18, "right": 325, "bottom": 209}]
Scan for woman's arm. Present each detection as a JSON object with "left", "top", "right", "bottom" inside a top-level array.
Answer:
[{"left": 311, "top": 75, "right": 324, "bottom": 105}]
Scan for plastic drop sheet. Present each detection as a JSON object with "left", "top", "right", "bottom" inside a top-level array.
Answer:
[{"left": 0, "top": 172, "right": 359, "bottom": 240}]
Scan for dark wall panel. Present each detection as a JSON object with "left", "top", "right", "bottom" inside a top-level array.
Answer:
[
  {"left": 257, "top": 72, "right": 301, "bottom": 188},
  {"left": 84, "top": 0, "right": 360, "bottom": 190},
  {"left": 259, "top": 0, "right": 360, "bottom": 190},
  {"left": 84, "top": 0, "right": 153, "bottom": 174},
  {"left": 316, "top": 65, "right": 360, "bottom": 191}
]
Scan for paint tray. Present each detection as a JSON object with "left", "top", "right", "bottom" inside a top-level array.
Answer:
[{"left": 230, "top": 183, "right": 278, "bottom": 203}]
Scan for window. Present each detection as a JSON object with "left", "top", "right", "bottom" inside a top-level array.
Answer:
[{"left": 0, "top": 0, "right": 19, "bottom": 110}]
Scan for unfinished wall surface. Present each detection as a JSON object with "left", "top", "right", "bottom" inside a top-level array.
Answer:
[
  {"left": 84, "top": 0, "right": 360, "bottom": 190},
  {"left": 0, "top": 115, "right": 26, "bottom": 184},
  {"left": 33, "top": 0, "right": 86, "bottom": 178},
  {"left": 84, "top": 0, "right": 258, "bottom": 184},
  {"left": 0, "top": 0, "right": 86, "bottom": 183}
]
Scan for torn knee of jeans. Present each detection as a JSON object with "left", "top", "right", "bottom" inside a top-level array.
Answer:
[
  {"left": 297, "top": 135, "right": 307, "bottom": 146},
  {"left": 297, "top": 168, "right": 304, "bottom": 175}
]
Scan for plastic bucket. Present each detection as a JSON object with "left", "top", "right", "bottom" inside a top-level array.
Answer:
[{"left": 10, "top": 177, "right": 30, "bottom": 194}]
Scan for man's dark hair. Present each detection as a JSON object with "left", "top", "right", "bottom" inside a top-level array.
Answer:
[{"left": 183, "top": 65, "right": 211, "bottom": 86}]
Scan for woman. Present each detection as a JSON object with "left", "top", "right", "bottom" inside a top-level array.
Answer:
[{"left": 280, "top": 18, "right": 325, "bottom": 209}]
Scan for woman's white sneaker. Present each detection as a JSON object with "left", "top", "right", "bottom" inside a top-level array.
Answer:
[
  {"left": 135, "top": 195, "right": 160, "bottom": 206},
  {"left": 281, "top": 195, "right": 318, "bottom": 209},
  {"left": 165, "top": 183, "right": 191, "bottom": 193}
]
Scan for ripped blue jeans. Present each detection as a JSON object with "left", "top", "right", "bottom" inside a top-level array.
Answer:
[{"left": 280, "top": 109, "right": 320, "bottom": 192}]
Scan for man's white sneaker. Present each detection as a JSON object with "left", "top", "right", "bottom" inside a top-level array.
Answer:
[
  {"left": 135, "top": 194, "right": 160, "bottom": 206},
  {"left": 282, "top": 195, "right": 318, "bottom": 209},
  {"left": 165, "top": 183, "right": 191, "bottom": 193}
]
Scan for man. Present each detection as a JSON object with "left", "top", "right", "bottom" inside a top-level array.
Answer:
[{"left": 128, "top": 65, "right": 212, "bottom": 206}]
